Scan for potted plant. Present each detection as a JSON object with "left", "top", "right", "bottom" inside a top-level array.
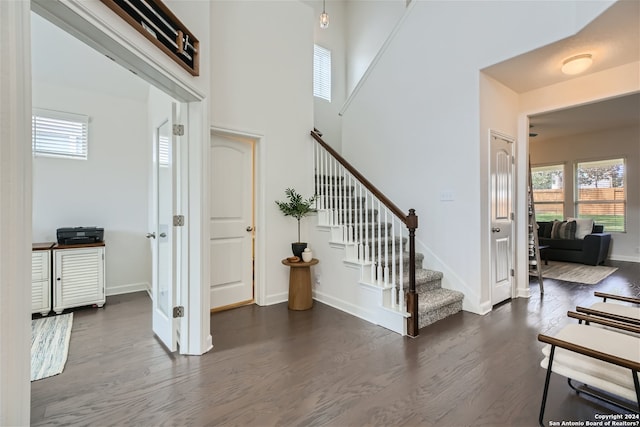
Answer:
[{"left": 275, "top": 188, "right": 316, "bottom": 258}]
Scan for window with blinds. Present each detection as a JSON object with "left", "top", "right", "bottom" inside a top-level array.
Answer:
[
  {"left": 576, "top": 158, "right": 626, "bottom": 232},
  {"left": 32, "top": 109, "right": 89, "bottom": 160},
  {"left": 313, "top": 44, "right": 331, "bottom": 102},
  {"left": 531, "top": 164, "right": 564, "bottom": 221}
]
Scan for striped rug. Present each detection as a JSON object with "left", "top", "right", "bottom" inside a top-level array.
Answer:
[
  {"left": 541, "top": 261, "right": 618, "bottom": 285},
  {"left": 31, "top": 313, "right": 73, "bottom": 381}
]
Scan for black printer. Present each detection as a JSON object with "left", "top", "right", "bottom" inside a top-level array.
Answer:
[{"left": 56, "top": 227, "right": 104, "bottom": 245}]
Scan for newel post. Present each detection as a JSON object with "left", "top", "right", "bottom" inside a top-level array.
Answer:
[{"left": 406, "top": 209, "right": 419, "bottom": 337}]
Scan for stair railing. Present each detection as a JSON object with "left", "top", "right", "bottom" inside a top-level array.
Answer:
[{"left": 310, "top": 130, "right": 419, "bottom": 337}]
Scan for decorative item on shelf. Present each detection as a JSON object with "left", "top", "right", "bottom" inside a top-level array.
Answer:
[
  {"left": 302, "top": 247, "right": 313, "bottom": 262},
  {"left": 287, "top": 256, "right": 300, "bottom": 263},
  {"left": 275, "top": 188, "right": 316, "bottom": 258}
]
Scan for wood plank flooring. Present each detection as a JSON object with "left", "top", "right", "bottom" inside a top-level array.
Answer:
[{"left": 31, "top": 260, "right": 639, "bottom": 426}]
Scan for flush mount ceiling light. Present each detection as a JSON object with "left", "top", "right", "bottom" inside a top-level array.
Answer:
[
  {"left": 561, "top": 54, "right": 593, "bottom": 75},
  {"left": 320, "top": 0, "right": 329, "bottom": 29}
]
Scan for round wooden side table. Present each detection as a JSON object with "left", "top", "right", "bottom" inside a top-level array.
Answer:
[{"left": 281, "top": 258, "right": 318, "bottom": 310}]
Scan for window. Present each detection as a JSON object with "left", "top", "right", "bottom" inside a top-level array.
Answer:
[
  {"left": 531, "top": 164, "right": 564, "bottom": 221},
  {"left": 576, "top": 158, "right": 626, "bottom": 232},
  {"left": 313, "top": 44, "right": 331, "bottom": 102},
  {"left": 32, "top": 109, "right": 89, "bottom": 160}
]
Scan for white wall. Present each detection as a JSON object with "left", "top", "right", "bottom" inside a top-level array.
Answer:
[
  {"left": 210, "top": 1, "right": 315, "bottom": 305},
  {"left": 340, "top": 1, "right": 614, "bottom": 313},
  {"left": 530, "top": 124, "right": 639, "bottom": 262},
  {"left": 32, "top": 81, "right": 152, "bottom": 295},
  {"left": 309, "top": 0, "right": 347, "bottom": 151},
  {"left": 479, "top": 73, "right": 520, "bottom": 304},
  {"left": 345, "top": 0, "right": 406, "bottom": 95}
]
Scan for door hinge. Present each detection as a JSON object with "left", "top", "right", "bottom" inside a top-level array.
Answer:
[
  {"left": 511, "top": 212, "right": 515, "bottom": 220},
  {"left": 173, "top": 124, "right": 184, "bottom": 136},
  {"left": 510, "top": 268, "right": 515, "bottom": 277},
  {"left": 173, "top": 306, "right": 184, "bottom": 318},
  {"left": 511, "top": 155, "right": 515, "bottom": 164},
  {"left": 173, "top": 215, "right": 185, "bottom": 226}
]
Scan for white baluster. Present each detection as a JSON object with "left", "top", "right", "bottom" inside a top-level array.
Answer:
[
  {"left": 399, "top": 221, "right": 405, "bottom": 311},
  {"left": 383, "top": 207, "right": 389, "bottom": 286},
  {"left": 357, "top": 182, "right": 363, "bottom": 262},
  {"left": 376, "top": 198, "right": 382, "bottom": 285},
  {"left": 391, "top": 216, "right": 397, "bottom": 307}
]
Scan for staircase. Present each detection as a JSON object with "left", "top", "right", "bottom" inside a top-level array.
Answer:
[
  {"left": 315, "top": 184, "right": 463, "bottom": 331},
  {"left": 310, "top": 131, "right": 464, "bottom": 335}
]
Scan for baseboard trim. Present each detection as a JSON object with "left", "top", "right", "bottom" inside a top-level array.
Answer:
[
  {"left": 609, "top": 255, "right": 640, "bottom": 263},
  {"left": 263, "top": 292, "right": 288, "bottom": 306},
  {"left": 106, "top": 282, "right": 150, "bottom": 296}
]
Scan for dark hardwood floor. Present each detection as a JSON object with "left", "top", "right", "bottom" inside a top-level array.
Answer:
[{"left": 31, "top": 260, "right": 639, "bottom": 426}]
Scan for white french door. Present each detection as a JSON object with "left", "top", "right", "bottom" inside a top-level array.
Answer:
[
  {"left": 150, "top": 103, "right": 179, "bottom": 351},
  {"left": 490, "top": 131, "right": 515, "bottom": 305}
]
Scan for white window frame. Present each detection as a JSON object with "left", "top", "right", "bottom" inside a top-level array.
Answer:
[
  {"left": 531, "top": 163, "right": 565, "bottom": 221},
  {"left": 313, "top": 44, "right": 331, "bottom": 102},
  {"left": 32, "top": 108, "right": 89, "bottom": 160},
  {"left": 575, "top": 157, "right": 626, "bottom": 232}
]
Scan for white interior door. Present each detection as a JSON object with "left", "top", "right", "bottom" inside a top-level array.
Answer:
[
  {"left": 490, "top": 131, "right": 515, "bottom": 305},
  {"left": 150, "top": 103, "right": 179, "bottom": 350},
  {"left": 210, "top": 133, "right": 254, "bottom": 311}
]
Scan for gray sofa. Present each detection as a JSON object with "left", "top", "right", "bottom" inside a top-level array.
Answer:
[{"left": 537, "top": 221, "right": 611, "bottom": 266}]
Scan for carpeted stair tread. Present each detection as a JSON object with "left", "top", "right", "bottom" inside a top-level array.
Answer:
[
  {"left": 417, "top": 288, "right": 464, "bottom": 328},
  {"left": 398, "top": 268, "right": 443, "bottom": 290}
]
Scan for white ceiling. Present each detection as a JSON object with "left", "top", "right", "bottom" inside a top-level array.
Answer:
[
  {"left": 483, "top": 0, "right": 640, "bottom": 94},
  {"left": 529, "top": 93, "right": 640, "bottom": 142},
  {"left": 483, "top": 0, "right": 640, "bottom": 144}
]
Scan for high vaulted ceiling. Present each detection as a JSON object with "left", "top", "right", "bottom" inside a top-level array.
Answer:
[
  {"left": 483, "top": 0, "right": 639, "bottom": 94},
  {"left": 483, "top": 0, "right": 640, "bottom": 144}
]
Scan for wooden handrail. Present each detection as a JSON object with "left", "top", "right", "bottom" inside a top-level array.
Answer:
[
  {"left": 310, "top": 129, "right": 419, "bottom": 337},
  {"left": 575, "top": 306, "right": 640, "bottom": 326},
  {"left": 568, "top": 311, "right": 640, "bottom": 334},
  {"left": 595, "top": 292, "right": 640, "bottom": 305},
  {"left": 310, "top": 130, "right": 412, "bottom": 226},
  {"left": 538, "top": 332, "right": 640, "bottom": 372}
]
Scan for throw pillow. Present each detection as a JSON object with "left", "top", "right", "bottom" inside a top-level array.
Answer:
[
  {"left": 543, "top": 222, "right": 553, "bottom": 238},
  {"left": 567, "top": 217, "right": 594, "bottom": 239},
  {"left": 551, "top": 220, "right": 576, "bottom": 240}
]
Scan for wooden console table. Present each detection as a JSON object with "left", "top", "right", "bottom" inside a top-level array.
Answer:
[{"left": 281, "top": 258, "right": 318, "bottom": 310}]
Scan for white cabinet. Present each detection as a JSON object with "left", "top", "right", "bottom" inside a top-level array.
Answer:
[
  {"left": 53, "top": 244, "right": 106, "bottom": 314},
  {"left": 32, "top": 243, "right": 53, "bottom": 316}
]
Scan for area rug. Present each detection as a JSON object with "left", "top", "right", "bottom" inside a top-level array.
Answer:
[
  {"left": 31, "top": 313, "right": 73, "bottom": 381},
  {"left": 541, "top": 261, "right": 618, "bottom": 285}
]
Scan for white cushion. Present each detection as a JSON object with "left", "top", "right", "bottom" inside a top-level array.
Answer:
[
  {"left": 591, "top": 302, "right": 640, "bottom": 321},
  {"left": 567, "top": 217, "right": 594, "bottom": 239},
  {"left": 540, "top": 323, "right": 640, "bottom": 403}
]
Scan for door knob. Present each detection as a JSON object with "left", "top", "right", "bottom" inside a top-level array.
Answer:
[
  {"left": 146, "top": 232, "right": 156, "bottom": 239},
  {"left": 246, "top": 226, "right": 254, "bottom": 232},
  {"left": 491, "top": 227, "right": 501, "bottom": 233}
]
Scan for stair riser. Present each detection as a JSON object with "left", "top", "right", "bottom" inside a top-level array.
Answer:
[{"left": 418, "top": 300, "right": 463, "bottom": 329}]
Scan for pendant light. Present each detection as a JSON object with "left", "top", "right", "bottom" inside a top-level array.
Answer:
[{"left": 320, "top": 0, "right": 329, "bottom": 29}]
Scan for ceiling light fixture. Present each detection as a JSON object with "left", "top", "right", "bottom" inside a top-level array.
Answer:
[
  {"left": 320, "top": 0, "right": 329, "bottom": 29},
  {"left": 561, "top": 54, "right": 593, "bottom": 75}
]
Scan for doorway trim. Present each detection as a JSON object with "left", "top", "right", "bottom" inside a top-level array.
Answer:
[
  {"left": 29, "top": 0, "right": 211, "bottom": 357},
  {"left": 1, "top": 1, "right": 213, "bottom": 421},
  {"left": 210, "top": 126, "right": 266, "bottom": 306}
]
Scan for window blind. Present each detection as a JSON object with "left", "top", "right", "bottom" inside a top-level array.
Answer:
[
  {"left": 32, "top": 109, "right": 89, "bottom": 160},
  {"left": 313, "top": 44, "right": 331, "bottom": 102}
]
